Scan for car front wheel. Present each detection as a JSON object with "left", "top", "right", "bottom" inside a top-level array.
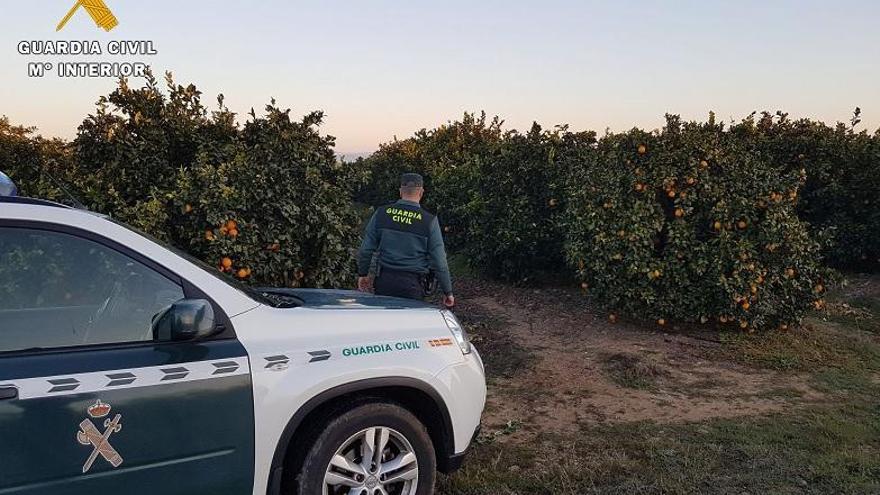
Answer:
[{"left": 297, "top": 402, "right": 437, "bottom": 495}]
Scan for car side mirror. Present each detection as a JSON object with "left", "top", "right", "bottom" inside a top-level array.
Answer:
[{"left": 152, "top": 299, "right": 217, "bottom": 342}]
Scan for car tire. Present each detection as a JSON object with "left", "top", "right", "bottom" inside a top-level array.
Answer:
[{"left": 296, "top": 402, "right": 437, "bottom": 495}]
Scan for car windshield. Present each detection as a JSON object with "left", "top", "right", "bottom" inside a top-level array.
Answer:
[{"left": 108, "top": 217, "right": 300, "bottom": 308}]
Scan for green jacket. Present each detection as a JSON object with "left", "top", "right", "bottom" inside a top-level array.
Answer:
[{"left": 357, "top": 199, "right": 453, "bottom": 295}]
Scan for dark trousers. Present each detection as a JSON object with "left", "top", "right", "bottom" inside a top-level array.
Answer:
[{"left": 375, "top": 269, "right": 425, "bottom": 300}]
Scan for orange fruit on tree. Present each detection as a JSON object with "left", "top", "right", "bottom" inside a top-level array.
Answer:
[
  {"left": 667, "top": 190, "right": 676, "bottom": 198},
  {"left": 634, "top": 183, "right": 644, "bottom": 192},
  {"left": 738, "top": 220, "right": 747, "bottom": 229},
  {"left": 713, "top": 221, "right": 722, "bottom": 231},
  {"left": 785, "top": 268, "right": 796, "bottom": 278},
  {"left": 637, "top": 144, "right": 647, "bottom": 155},
  {"left": 228, "top": 228, "right": 239, "bottom": 238},
  {"left": 205, "top": 230, "right": 215, "bottom": 241},
  {"left": 657, "top": 318, "right": 666, "bottom": 326},
  {"left": 608, "top": 314, "right": 618, "bottom": 323},
  {"left": 699, "top": 160, "right": 708, "bottom": 169},
  {"left": 686, "top": 177, "right": 696, "bottom": 185},
  {"left": 226, "top": 219, "right": 238, "bottom": 231},
  {"left": 184, "top": 204, "right": 193, "bottom": 214},
  {"left": 221, "top": 257, "right": 233, "bottom": 269},
  {"left": 675, "top": 208, "right": 684, "bottom": 218},
  {"left": 741, "top": 301, "right": 751, "bottom": 311},
  {"left": 814, "top": 283, "right": 824, "bottom": 293},
  {"left": 237, "top": 268, "right": 249, "bottom": 279}
]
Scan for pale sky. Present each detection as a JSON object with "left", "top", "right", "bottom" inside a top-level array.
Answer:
[{"left": 2, "top": 1, "right": 878, "bottom": 156}]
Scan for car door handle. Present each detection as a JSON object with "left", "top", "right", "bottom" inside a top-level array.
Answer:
[{"left": 0, "top": 386, "right": 18, "bottom": 400}]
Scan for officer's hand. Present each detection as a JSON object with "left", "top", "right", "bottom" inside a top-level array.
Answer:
[
  {"left": 443, "top": 294, "right": 455, "bottom": 308},
  {"left": 357, "top": 276, "right": 373, "bottom": 293}
]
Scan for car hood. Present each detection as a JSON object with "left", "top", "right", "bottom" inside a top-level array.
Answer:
[{"left": 261, "top": 288, "right": 437, "bottom": 310}]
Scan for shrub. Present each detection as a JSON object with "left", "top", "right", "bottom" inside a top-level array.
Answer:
[
  {"left": 360, "top": 116, "right": 596, "bottom": 280},
  {"left": 451, "top": 124, "right": 595, "bottom": 280},
  {"left": 564, "top": 115, "right": 834, "bottom": 330},
  {"left": 730, "top": 110, "right": 880, "bottom": 270},
  {"left": 355, "top": 112, "right": 504, "bottom": 251},
  {"left": 7, "top": 72, "right": 365, "bottom": 288},
  {"left": 169, "top": 104, "right": 367, "bottom": 288},
  {"left": 0, "top": 117, "right": 76, "bottom": 202}
]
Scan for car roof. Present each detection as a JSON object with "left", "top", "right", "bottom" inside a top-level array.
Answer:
[{"left": 0, "top": 196, "right": 73, "bottom": 209}]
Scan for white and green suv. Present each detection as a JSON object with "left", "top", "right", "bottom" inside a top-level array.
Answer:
[{"left": 0, "top": 191, "right": 486, "bottom": 495}]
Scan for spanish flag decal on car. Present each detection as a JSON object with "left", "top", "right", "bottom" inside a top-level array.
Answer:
[{"left": 428, "top": 338, "right": 453, "bottom": 347}]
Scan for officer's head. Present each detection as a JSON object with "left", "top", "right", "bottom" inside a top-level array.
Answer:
[{"left": 399, "top": 173, "right": 424, "bottom": 202}]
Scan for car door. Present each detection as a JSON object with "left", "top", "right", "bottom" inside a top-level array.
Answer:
[{"left": 0, "top": 223, "right": 255, "bottom": 495}]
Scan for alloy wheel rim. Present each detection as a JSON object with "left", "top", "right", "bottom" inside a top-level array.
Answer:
[{"left": 323, "top": 426, "right": 419, "bottom": 495}]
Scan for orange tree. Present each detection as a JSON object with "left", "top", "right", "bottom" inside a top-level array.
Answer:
[
  {"left": 0, "top": 116, "right": 76, "bottom": 201},
  {"left": 359, "top": 116, "right": 595, "bottom": 280},
  {"left": 446, "top": 124, "right": 596, "bottom": 280},
  {"left": 355, "top": 112, "right": 504, "bottom": 251},
  {"left": 169, "top": 104, "right": 366, "bottom": 288},
  {"left": 564, "top": 115, "right": 834, "bottom": 330},
  {"left": 67, "top": 72, "right": 364, "bottom": 288},
  {"left": 730, "top": 110, "right": 880, "bottom": 271}
]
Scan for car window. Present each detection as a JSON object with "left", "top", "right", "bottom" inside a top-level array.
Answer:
[
  {"left": 0, "top": 227, "right": 185, "bottom": 352},
  {"left": 106, "top": 217, "right": 289, "bottom": 307}
]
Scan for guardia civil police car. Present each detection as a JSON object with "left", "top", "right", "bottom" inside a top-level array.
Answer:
[{"left": 0, "top": 176, "right": 486, "bottom": 495}]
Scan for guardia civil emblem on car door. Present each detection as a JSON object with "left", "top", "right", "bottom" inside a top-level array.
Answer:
[{"left": 76, "top": 400, "right": 123, "bottom": 473}]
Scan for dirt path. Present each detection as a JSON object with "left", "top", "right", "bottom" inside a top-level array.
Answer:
[{"left": 455, "top": 278, "right": 826, "bottom": 441}]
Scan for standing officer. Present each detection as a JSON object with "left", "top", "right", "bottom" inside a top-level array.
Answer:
[{"left": 357, "top": 173, "right": 455, "bottom": 308}]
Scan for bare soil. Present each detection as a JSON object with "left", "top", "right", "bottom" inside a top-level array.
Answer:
[{"left": 454, "top": 278, "right": 827, "bottom": 442}]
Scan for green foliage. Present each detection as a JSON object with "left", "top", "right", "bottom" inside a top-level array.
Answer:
[
  {"left": 355, "top": 112, "right": 504, "bottom": 251},
  {"left": 3, "top": 72, "right": 365, "bottom": 288},
  {"left": 730, "top": 110, "right": 880, "bottom": 270},
  {"left": 359, "top": 115, "right": 590, "bottom": 280},
  {"left": 0, "top": 116, "right": 75, "bottom": 202},
  {"left": 5, "top": 86, "right": 878, "bottom": 332},
  {"left": 450, "top": 125, "right": 593, "bottom": 280},
  {"left": 564, "top": 115, "right": 834, "bottom": 330}
]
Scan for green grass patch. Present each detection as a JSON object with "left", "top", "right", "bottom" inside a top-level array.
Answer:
[{"left": 439, "top": 399, "right": 880, "bottom": 494}]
